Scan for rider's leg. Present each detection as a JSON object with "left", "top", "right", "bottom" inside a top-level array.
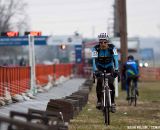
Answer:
[
  {"left": 108, "top": 77, "right": 116, "bottom": 113},
  {"left": 109, "top": 84, "right": 116, "bottom": 113},
  {"left": 110, "top": 84, "right": 115, "bottom": 104},
  {"left": 96, "top": 77, "right": 103, "bottom": 104},
  {"left": 108, "top": 79, "right": 115, "bottom": 104},
  {"left": 126, "top": 77, "right": 131, "bottom": 99},
  {"left": 133, "top": 77, "right": 139, "bottom": 96}
]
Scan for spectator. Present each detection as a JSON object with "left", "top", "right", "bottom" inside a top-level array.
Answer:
[{"left": 19, "top": 57, "right": 26, "bottom": 66}]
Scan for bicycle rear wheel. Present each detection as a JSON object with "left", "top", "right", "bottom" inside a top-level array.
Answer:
[
  {"left": 134, "top": 87, "right": 137, "bottom": 106},
  {"left": 129, "top": 81, "right": 135, "bottom": 106},
  {"left": 128, "top": 86, "right": 133, "bottom": 106},
  {"left": 128, "top": 98, "right": 132, "bottom": 106}
]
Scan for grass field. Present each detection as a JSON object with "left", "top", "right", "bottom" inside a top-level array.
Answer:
[{"left": 69, "top": 81, "right": 160, "bottom": 130}]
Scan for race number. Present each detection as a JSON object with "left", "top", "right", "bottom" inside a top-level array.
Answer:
[
  {"left": 92, "top": 50, "right": 98, "bottom": 57},
  {"left": 113, "top": 48, "right": 118, "bottom": 55}
]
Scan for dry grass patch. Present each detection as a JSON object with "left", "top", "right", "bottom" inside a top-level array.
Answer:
[{"left": 69, "top": 81, "right": 160, "bottom": 130}]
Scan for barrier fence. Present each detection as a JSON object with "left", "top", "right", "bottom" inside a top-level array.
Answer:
[
  {"left": 0, "top": 66, "right": 30, "bottom": 97},
  {"left": 36, "top": 65, "right": 54, "bottom": 85},
  {"left": 81, "top": 66, "right": 160, "bottom": 81},
  {"left": 1, "top": 65, "right": 160, "bottom": 97},
  {"left": 36, "top": 64, "right": 73, "bottom": 85},
  {"left": 139, "top": 67, "right": 160, "bottom": 81},
  {"left": 0, "top": 63, "right": 83, "bottom": 97},
  {"left": 54, "top": 64, "right": 73, "bottom": 79}
]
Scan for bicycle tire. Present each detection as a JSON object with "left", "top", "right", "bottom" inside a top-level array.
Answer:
[
  {"left": 131, "top": 88, "right": 134, "bottom": 106},
  {"left": 104, "top": 90, "right": 110, "bottom": 125},
  {"left": 129, "top": 81, "right": 137, "bottom": 107},
  {"left": 100, "top": 71, "right": 112, "bottom": 126},
  {"left": 128, "top": 85, "right": 132, "bottom": 106},
  {"left": 134, "top": 87, "right": 137, "bottom": 107},
  {"left": 130, "top": 81, "right": 135, "bottom": 106},
  {"left": 129, "top": 98, "right": 132, "bottom": 106},
  {"left": 104, "top": 105, "right": 110, "bottom": 125}
]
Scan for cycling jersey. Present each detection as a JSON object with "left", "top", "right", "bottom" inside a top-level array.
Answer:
[
  {"left": 124, "top": 60, "right": 139, "bottom": 77},
  {"left": 92, "top": 44, "right": 119, "bottom": 72}
]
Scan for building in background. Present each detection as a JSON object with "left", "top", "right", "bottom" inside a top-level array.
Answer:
[
  {"left": 45, "top": 33, "right": 83, "bottom": 64},
  {"left": 139, "top": 48, "right": 155, "bottom": 67}
]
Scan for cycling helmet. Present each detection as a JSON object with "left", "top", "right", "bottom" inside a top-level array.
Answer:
[
  {"left": 128, "top": 55, "right": 134, "bottom": 60},
  {"left": 98, "top": 33, "right": 110, "bottom": 41}
]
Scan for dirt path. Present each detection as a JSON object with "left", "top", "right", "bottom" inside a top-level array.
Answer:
[{"left": 69, "top": 81, "right": 160, "bottom": 130}]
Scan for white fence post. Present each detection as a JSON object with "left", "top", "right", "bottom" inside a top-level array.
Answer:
[
  {"left": 114, "top": 77, "right": 118, "bottom": 97},
  {"left": 28, "top": 35, "right": 36, "bottom": 94}
]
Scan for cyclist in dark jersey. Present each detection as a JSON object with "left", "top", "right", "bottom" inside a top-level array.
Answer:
[
  {"left": 123, "top": 55, "right": 139, "bottom": 100},
  {"left": 92, "top": 33, "right": 119, "bottom": 113}
]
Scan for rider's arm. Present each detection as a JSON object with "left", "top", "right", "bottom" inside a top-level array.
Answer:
[
  {"left": 93, "top": 58, "right": 97, "bottom": 72},
  {"left": 112, "top": 47, "right": 119, "bottom": 70},
  {"left": 92, "top": 47, "right": 98, "bottom": 72}
]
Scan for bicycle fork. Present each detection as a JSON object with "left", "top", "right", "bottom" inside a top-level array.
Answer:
[
  {"left": 108, "top": 89, "right": 112, "bottom": 107},
  {"left": 103, "top": 80, "right": 112, "bottom": 107},
  {"left": 103, "top": 90, "right": 106, "bottom": 107},
  {"left": 103, "top": 90, "right": 111, "bottom": 107}
]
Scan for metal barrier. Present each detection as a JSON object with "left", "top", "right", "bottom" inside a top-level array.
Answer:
[
  {"left": 36, "top": 64, "right": 55, "bottom": 85},
  {"left": 0, "top": 66, "right": 30, "bottom": 97},
  {"left": 55, "top": 64, "right": 73, "bottom": 79},
  {"left": 0, "top": 64, "right": 76, "bottom": 98}
]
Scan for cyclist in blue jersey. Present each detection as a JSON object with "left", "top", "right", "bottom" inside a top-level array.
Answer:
[
  {"left": 123, "top": 55, "right": 139, "bottom": 100},
  {"left": 92, "top": 33, "right": 119, "bottom": 113}
]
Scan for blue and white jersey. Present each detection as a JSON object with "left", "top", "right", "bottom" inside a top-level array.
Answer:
[
  {"left": 125, "top": 60, "right": 139, "bottom": 77},
  {"left": 91, "top": 44, "right": 119, "bottom": 72}
]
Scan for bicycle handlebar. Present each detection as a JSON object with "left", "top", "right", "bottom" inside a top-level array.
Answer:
[{"left": 94, "top": 71, "right": 112, "bottom": 78}]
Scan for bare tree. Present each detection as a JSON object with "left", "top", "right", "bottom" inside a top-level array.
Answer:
[
  {"left": 0, "top": 0, "right": 29, "bottom": 66},
  {"left": 0, "top": 0, "right": 29, "bottom": 32}
]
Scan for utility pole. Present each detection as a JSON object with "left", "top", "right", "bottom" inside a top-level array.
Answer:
[
  {"left": 117, "top": 0, "right": 128, "bottom": 90},
  {"left": 114, "top": 0, "right": 120, "bottom": 37}
]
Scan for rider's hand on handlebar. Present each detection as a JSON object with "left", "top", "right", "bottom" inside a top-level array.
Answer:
[
  {"left": 113, "top": 70, "right": 119, "bottom": 78},
  {"left": 114, "top": 70, "right": 121, "bottom": 82},
  {"left": 94, "top": 70, "right": 100, "bottom": 77}
]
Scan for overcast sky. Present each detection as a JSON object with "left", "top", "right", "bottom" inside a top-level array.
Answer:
[{"left": 25, "top": 0, "right": 160, "bottom": 38}]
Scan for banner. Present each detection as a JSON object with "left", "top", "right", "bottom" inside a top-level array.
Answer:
[
  {"left": 75, "top": 45, "right": 82, "bottom": 64},
  {"left": 0, "top": 36, "right": 48, "bottom": 46}
]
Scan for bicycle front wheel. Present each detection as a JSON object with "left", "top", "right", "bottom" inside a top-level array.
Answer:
[
  {"left": 104, "top": 105, "right": 110, "bottom": 125},
  {"left": 104, "top": 90, "right": 110, "bottom": 125}
]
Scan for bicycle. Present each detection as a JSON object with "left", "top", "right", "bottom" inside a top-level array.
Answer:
[
  {"left": 95, "top": 70, "right": 112, "bottom": 126},
  {"left": 128, "top": 77, "right": 138, "bottom": 106}
]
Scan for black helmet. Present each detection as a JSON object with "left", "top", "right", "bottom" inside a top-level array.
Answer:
[
  {"left": 128, "top": 55, "right": 134, "bottom": 60},
  {"left": 98, "top": 33, "right": 110, "bottom": 42}
]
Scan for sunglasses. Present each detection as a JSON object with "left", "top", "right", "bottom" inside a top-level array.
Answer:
[{"left": 99, "top": 41, "right": 107, "bottom": 44}]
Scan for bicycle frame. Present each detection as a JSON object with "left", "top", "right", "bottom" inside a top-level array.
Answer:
[
  {"left": 128, "top": 79, "right": 137, "bottom": 106},
  {"left": 101, "top": 71, "right": 112, "bottom": 125},
  {"left": 103, "top": 75, "right": 112, "bottom": 108}
]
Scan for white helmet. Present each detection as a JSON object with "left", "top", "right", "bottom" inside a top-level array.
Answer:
[{"left": 98, "top": 33, "right": 110, "bottom": 41}]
